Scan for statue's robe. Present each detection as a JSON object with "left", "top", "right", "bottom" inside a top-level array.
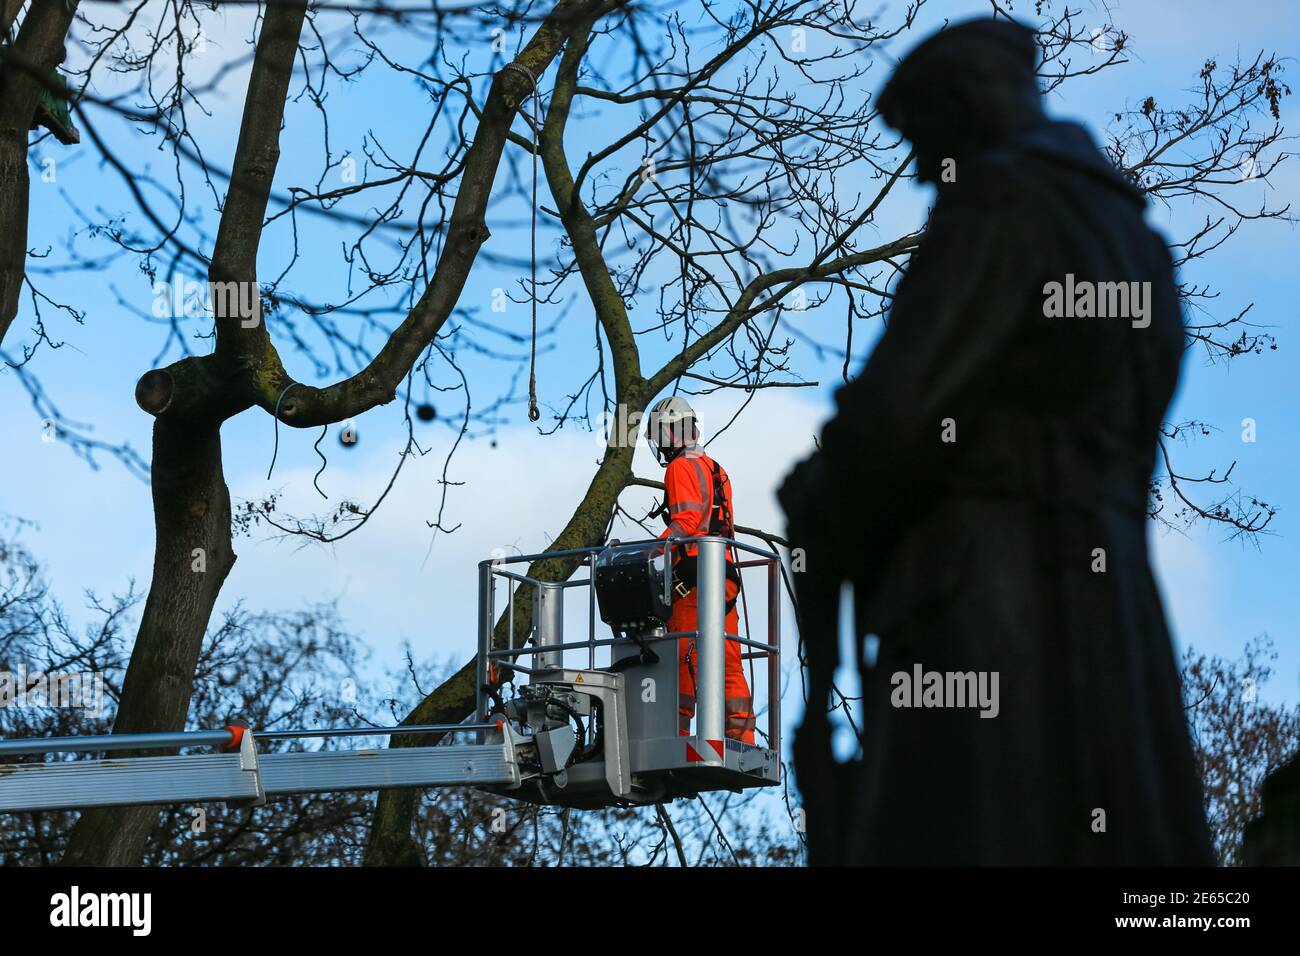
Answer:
[{"left": 781, "top": 118, "right": 1215, "bottom": 865}]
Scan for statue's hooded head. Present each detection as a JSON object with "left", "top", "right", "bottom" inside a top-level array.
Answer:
[{"left": 877, "top": 18, "right": 1044, "bottom": 183}]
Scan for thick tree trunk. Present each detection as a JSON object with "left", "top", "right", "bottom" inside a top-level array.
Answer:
[
  {"left": 62, "top": 417, "right": 235, "bottom": 865},
  {"left": 0, "top": 127, "right": 29, "bottom": 340},
  {"left": 1, "top": 0, "right": 24, "bottom": 35},
  {"left": 0, "top": 0, "right": 79, "bottom": 345},
  {"left": 55, "top": 0, "right": 607, "bottom": 866},
  {"left": 59, "top": 0, "right": 306, "bottom": 865}
]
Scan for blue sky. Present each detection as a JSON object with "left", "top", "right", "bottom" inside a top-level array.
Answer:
[{"left": 1, "top": 0, "right": 1297, "bottom": 767}]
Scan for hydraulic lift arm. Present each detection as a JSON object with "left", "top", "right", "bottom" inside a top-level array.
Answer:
[
  {"left": 0, "top": 723, "right": 521, "bottom": 813},
  {"left": 0, "top": 537, "right": 783, "bottom": 816}
]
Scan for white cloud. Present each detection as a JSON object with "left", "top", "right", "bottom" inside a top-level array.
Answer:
[{"left": 1149, "top": 522, "right": 1221, "bottom": 661}]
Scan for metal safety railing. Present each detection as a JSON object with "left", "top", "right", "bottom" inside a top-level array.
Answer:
[{"left": 474, "top": 536, "right": 781, "bottom": 751}]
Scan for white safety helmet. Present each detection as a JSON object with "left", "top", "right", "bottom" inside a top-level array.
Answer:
[{"left": 646, "top": 395, "right": 698, "bottom": 465}]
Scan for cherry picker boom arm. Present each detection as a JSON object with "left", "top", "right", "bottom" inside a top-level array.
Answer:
[
  {"left": 0, "top": 723, "right": 520, "bottom": 813},
  {"left": 0, "top": 537, "right": 782, "bottom": 815}
]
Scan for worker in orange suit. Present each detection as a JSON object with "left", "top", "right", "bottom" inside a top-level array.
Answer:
[{"left": 645, "top": 396, "right": 756, "bottom": 745}]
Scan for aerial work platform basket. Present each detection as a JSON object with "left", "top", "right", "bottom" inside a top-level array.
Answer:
[{"left": 0, "top": 536, "right": 781, "bottom": 814}]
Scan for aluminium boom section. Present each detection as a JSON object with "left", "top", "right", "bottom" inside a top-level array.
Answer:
[{"left": 0, "top": 723, "right": 520, "bottom": 813}]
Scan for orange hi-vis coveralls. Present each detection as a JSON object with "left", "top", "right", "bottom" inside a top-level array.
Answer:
[{"left": 660, "top": 444, "right": 756, "bottom": 745}]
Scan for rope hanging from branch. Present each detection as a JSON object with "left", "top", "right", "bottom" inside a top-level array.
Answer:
[
  {"left": 266, "top": 382, "right": 302, "bottom": 479},
  {"left": 506, "top": 61, "right": 542, "bottom": 423}
]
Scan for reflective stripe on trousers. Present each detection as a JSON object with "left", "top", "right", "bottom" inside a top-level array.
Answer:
[
  {"left": 678, "top": 691, "right": 756, "bottom": 741},
  {"left": 672, "top": 580, "right": 756, "bottom": 745}
]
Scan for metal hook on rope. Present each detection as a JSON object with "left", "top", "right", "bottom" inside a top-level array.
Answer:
[{"left": 505, "top": 62, "right": 542, "bottom": 424}]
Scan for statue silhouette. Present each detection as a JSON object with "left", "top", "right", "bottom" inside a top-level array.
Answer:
[{"left": 780, "top": 17, "right": 1215, "bottom": 865}]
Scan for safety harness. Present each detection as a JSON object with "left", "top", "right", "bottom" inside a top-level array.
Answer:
[{"left": 662, "top": 454, "right": 741, "bottom": 612}]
